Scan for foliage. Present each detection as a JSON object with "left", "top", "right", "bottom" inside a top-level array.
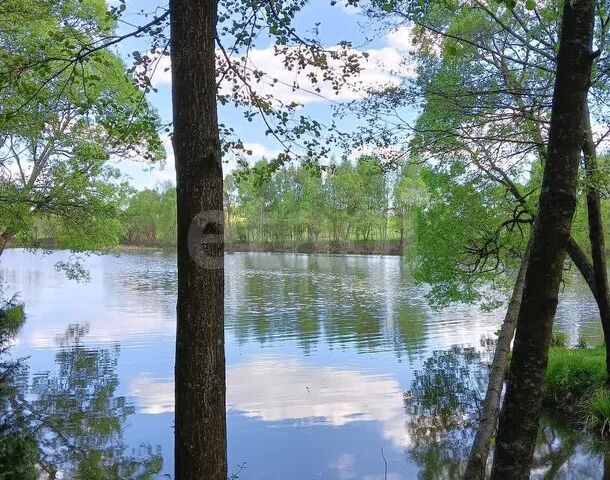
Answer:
[
  {"left": 122, "top": 183, "right": 176, "bottom": 247},
  {"left": 0, "top": 0, "right": 164, "bottom": 255},
  {"left": 0, "top": 297, "right": 24, "bottom": 340},
  {"left": 407, "top": 341, "right": 610, "bottom": 477},
  {"left": 343, "top": 0, "right": 610, "bottom": 313},
  {"left": 0, "top": 291, "right": 37, "bottom": 480},
  {"left": 0, "top": 321, "right": 163, "bottom": 479},
  {"left": 224, "top": 156, "right": 423, "bottom": 249},
  {"left": 410, "top": 168, "right": 527, "bottom": 307}
]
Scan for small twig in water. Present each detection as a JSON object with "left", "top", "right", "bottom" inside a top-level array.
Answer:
[{"left": 381, "top": 446, "right": 388, "bottom": 480}]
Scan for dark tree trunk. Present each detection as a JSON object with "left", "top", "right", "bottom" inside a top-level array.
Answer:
[
  {"left": 583, "top": 104, "right": 610, "bottom": 377},
  {"left": 0, "top": 231, "right": 13, "bottom": 256},
  {"left": 567, "top": 236, "right": 597, "bottom": 295},
  {"left": 170, "top": 1, "right": 228, "bottom": 479},
  {"left": 491, "top": 0, "right": 595, "bottom": 480},
  {"left": 463, "top": 244, "right": 529, "bottom": 480},
  {"left": 490, "top": 1, "right": 595, "bottom": 478}
]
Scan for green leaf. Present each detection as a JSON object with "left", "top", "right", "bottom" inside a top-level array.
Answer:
[{"left": 382, "top": 2, "right": 393, "bottom": 12}]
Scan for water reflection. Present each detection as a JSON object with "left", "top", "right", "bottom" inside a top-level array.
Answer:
[
  {"left": 0, "top": 321, "right": 162, "bottom": 479},
  {"left": 225, "top": 253, "right": 501, "bottom": 357},
  {"left": 1, "top": 249, "right": 608, "bottom": 479},
  {"left": 130, "top": 357, "right": 410, "bottom": 447},
  {"left": 405, "top": 345, "right": 610, "bottom": 479}
]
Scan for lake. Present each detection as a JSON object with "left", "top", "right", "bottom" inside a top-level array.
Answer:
[{"left": 1, "top": 248, "right": 607, "bottom": 479}]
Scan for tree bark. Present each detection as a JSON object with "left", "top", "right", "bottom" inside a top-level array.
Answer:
[
  {"left": 490, "top": 0, "right": 595, "bottom": 478},
  {"left": 463, "top": 244, "right": 529, "bottom": 480},
  {"left": 582, "top": 104, "right": 610, "bottom": 377},
  {"left": 170, "top": 1, "right": 228, "bottom": 479},
  {"left": 0, "top": 231, "right": 14, "bottom": 256}
]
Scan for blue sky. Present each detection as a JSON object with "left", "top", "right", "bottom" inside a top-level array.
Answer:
[{"left": 112, "top": 0, "right": 418, "bottom": 189}]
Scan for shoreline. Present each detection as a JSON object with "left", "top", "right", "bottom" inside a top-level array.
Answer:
[{"left": 8, "top": 241, "right": 404, "bottom": 257}]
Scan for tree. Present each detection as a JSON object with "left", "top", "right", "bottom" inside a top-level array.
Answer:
[
  {"left": 392, "top": 164, "right": 427, "bottom": 253},
  {"left": 170, "top": 1, "right": 227, "bottom": 479},
  {"left": 0, "top": 0, "right": 164, "bottom": 256},
  {"left": 122, "top": 184, "right": 177, "bottom": 247},
  {"left": 348, "top": 0, "right": 610, "bottom": 346},
  {"left": 491, "top": 0, "right": 596, "bottom": 476}
]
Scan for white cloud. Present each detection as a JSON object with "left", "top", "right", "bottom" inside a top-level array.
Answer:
[
  {"left": 339, "top": 2, "right": 362, "bottom": 15},
  {"left": 150, "top": 134, "right": 175, "bottom": 185},
  {"left": 228, "top": 44, "right": 411, "bottom": 106},
  {"left": 150, "top": 30, "right": 415, "bottom": 106},
  {"left": 239, "top": 142, "right": 280, "bottom": 158},
  {"left": 129, "top": 357, "right": 411, "bottom": 447},
  {"left": 129, "top": 377, "right": 174, "bottom": 414},
  {"left": 386, "top": 25, "right": 416, "bottom": 53},
  {"left": 592, "top": 122, "right": 610, "bottom": 153}
]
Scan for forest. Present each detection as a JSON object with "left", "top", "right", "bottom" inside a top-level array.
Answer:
[{"left": 0, "top": 0, "right": 609, "bottom": 479}]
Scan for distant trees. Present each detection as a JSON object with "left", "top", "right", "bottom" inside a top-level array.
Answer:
[
  {"left": 223, "top": 156, "right": 423, "bottom": 251},
  {"left": 122, "top": 184, "right": 176, "bottom": 247}
]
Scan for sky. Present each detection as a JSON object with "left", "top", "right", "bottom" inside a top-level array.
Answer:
[{"left": 111, "top": 0, "right": 419, "bottom": 189}]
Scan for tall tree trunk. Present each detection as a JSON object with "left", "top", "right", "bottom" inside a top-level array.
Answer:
[
  {"left": 490, "top": 1, "right": 595, "bottom": 478},
  {"left": 464, "top": 244, "right": 529, "bottom": 480},
  {"left": 496, "top": 64, "right": 610, "bottom": 374},
  {"left": 170, "top": 1, "right": 228, "bottom": 479},
  {"left": 583, "top": 104, "right": 610, "bottom": 377}
]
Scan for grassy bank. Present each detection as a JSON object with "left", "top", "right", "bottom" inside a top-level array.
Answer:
[{"left": 544, "top": 343, "right": 610, "bottom": 437}]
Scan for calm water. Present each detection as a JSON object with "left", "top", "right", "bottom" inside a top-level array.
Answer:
[{"left": 0, "top": 248, "right": 606, "bottom": 479}]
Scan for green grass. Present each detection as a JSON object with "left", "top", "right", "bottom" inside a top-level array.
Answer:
[
  {"left": 543, "top": 344, "right": 610, "bottom": 437},
  {"left": 585, "top": 388, "right": 610, "bottom": 438},
  {"left": 550, "top": 330, "right": 569, "bottom": 348},
  {"left": 576, "top": 334, "right": 589, "bottom": 349},
  {"left": 544, "top": 345, "right": 607, "bottom": 409}
]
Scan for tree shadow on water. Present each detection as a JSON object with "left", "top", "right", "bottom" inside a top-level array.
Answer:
[
  {"left": 0, "top": 302, "right": 162, "bottom": 479},
  {"left": 405, "top": 341, "right": 610, "bottom": 480}
]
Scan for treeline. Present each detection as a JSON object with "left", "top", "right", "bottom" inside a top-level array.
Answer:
[
  {"left": 94, "top": 156, "right": 426, "bottom": 253},
  {"left": 224, "top": 157, "right": 425, "bottom": 253}
]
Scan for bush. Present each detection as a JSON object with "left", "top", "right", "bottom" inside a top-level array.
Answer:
[{"left": 544, "top": 345, "right": 607, "bottom": 409}]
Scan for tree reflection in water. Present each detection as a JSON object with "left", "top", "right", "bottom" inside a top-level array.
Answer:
[
  {"left": 0, "top": 320, "right": 162, "bottom": 479},
  {"left": 405, "top": 341, "right": 610, "bottom": 479}
]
